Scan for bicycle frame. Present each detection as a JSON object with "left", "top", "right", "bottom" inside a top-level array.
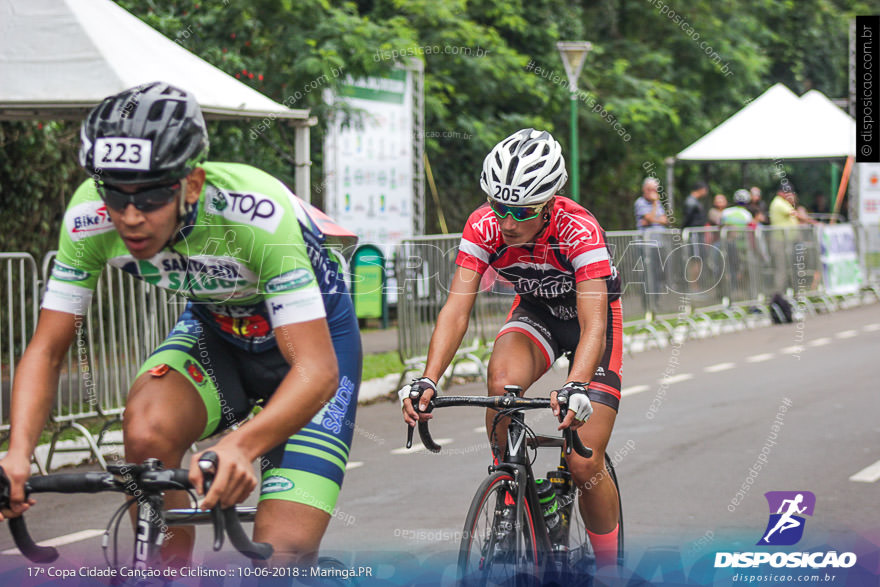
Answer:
[
  {"left": 408, "top": 391, "right": 595, "bottom": 578},
  {"left": 491, "top": 409, "right": 554, "bottom": 559}
]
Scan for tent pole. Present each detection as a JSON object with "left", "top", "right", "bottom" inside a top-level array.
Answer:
[
  {"left": 665, "top": 157, "right": 676, "bottom": 218},
  {"left": 295, "top": 124, "right": 311, "bottom": 204}
]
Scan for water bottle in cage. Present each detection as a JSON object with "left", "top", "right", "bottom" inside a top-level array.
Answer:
[{"left": 536, "top": 478, "right": 566, "bottom": 548}]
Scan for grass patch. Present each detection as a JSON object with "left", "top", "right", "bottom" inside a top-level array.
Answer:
[{"left": 362, "top": 351, "right": 404, "bottom": 381}]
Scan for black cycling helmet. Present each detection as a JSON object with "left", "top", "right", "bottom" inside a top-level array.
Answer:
[{"left": 79, "top": 82, "right": 208, "bottom": 185}]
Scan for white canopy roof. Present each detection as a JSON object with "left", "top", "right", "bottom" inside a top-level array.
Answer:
[
  {"left": 0, "top": 0, "right": 310, "bottom": 122},
  {"left": 677, "top": 83, "right": 855, "bottom": 161}
]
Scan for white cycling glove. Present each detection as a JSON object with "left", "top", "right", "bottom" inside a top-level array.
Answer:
[
  {"left": 555, "top": 381, "right": 593, "bottom": 422},
  {"left": 398, "top": 377, "right": 438, "bottom": 408}
]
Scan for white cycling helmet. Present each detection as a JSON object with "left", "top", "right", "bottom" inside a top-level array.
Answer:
[
  {"left": 480, "top": 128, "right": 568, "bottom": 206},
  {"left": 733, "top": 189, "right": 751, "bottom": 205}
]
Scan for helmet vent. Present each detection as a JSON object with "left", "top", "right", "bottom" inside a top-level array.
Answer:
[
  {"left": 148, "top": 101, "right": 166, "bottom": 121},
  {"left": 99, "top": 101, "right": 115, "bottom": 120},
  {"left": 505, "top": 156, "right": 519, "bottom": 185},
  {"left": 524, "top": 162, "right": 543, "bottom": 175}
]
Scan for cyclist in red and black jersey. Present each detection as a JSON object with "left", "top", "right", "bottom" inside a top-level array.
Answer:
[{"left": 401, "top": 128, "right": 622, "bottom": 569}]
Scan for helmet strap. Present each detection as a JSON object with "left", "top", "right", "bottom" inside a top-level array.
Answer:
[
  {"left": 539, "top": 199, "right": 554, "bottom": 231},
  {"left": 165, "top": 178, "right": 193, "bottom": 248}
]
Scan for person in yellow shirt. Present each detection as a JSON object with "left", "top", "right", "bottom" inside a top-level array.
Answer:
[{"left": 769, "top": 184, "right": 799, "bottom": 227}]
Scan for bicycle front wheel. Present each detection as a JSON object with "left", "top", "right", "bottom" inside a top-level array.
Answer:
[{"left": 457, "top": 471, "right": 539, "bottom": 586}]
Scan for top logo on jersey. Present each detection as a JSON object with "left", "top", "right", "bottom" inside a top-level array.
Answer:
[
  {"left": 207, "top": 190, "right": 281, "bottom": 233},
  {"left": 65, "top": 201, "right": 115, "bottom": 241}
]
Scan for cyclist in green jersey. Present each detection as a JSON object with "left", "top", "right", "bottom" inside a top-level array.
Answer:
[{"left": 0, "top": 82, "right": 362, "bottom": 568}]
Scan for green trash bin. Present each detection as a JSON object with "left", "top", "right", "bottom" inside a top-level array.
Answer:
[{"left": 351, "top": 244, "right": 387, "bottom": 327}]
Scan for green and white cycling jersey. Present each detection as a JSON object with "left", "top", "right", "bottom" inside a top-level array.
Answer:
[{"left": 43, "top": 162, "right": 351, "bottom": 352}]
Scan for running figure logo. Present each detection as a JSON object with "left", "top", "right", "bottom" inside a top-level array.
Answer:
[{"left": 758, "top": 491, "right": 816, "bottom": 546}]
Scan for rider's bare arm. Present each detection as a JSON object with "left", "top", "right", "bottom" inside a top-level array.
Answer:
[
  {"left": 0, "top": 309, "right": 78, "bottom": 517},
  {"left": 567, "top": 278, "right": 608, "bottom": 383},
  {"left": 191, "top": 318, "right": 339, "bottom": 509},
  {"left": 400, "top": 266, "right": 481, "bottom": 425}
]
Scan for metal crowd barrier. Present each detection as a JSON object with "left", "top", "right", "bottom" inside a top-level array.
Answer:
[
  {"left": 854, "top": 222, "right": 880, "bottom": 295},
  {"left": 395, "top": 223, "right": 871, "bottom": 372},
  {"left": 394, "top": 234, "right": 486, "bottom": 386},
  {"left": 0, "top": 254, "right": 40, "bottom": 458}
]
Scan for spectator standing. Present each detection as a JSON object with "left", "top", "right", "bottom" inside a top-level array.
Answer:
[
  {"left": 769, "top": 184, "right": 799, "bottom": 227},
  {"left": 707, "top": 193, "right": 727, "bottom": 226},
  {"left": 682, "top": 181, "right": 709, "bottom": 228},
  {"left": 748, "top": 186, "right": 769, "bottom": 224},
  {"left": 634, "top": 177, "right": 669, "bottom": 231}
]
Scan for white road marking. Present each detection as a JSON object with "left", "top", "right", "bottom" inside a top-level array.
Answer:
[
  {"left": 621, "top": 385, "right": 650, "bottom": 396},
  {"left": 746, "top": 353, "right": 774, "bottom": 363},
  {"left": 2, "top": 529, "right": 105, "bottom": 555},
  {"left": 473, "top": 426, "right": 487, "bottom": 434},
  {"left": 849, "top": 459, "right": 880, "bottom": 483},
  {"left": 863, "top": 323, "right": 880, "bottom": 332},
  {"left": 780, "top": 346, "right": 804, "bottom": 355},
  {"left": 659, "top": 374, "right": 693, "bottom": 384},
  {"left": 835, "top": 330, "right": 858, "bottom": 339},
  {"left": 346, "top": 461, "right": 364, "bottom": 470},
  {"left": 808, "top": 337, "right": 831, "bottom": 347},
  {"left": 705, "top": 362, "right": 736, "bottom": 373},
  {"left": 390, "top": 438, "right": 454, "bottom": 455}
]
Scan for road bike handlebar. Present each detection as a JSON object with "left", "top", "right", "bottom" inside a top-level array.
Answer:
[
  {"left": 406, "top": 394, "right": 593, "bottom": 459},
  {"left": 0, "top": 451, "right": 273, "bottom": 563}
]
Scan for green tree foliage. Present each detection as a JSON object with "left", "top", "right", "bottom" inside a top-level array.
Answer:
[{"left": 0, "top": 0, "right": 859, "bottom": 258}]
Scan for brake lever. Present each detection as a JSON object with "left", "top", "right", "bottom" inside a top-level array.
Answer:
[
  {"left": 556, "top": 393, "right": 573, "bottom": 456},
  {"left": 405, "top": 387, "right": 421, "bottom": 449},
  {"left": 197, "top": 451, "right": 224, "bottom": 552},
  {"left": 406, "top": 424, "right": 415, "bottom": 449}
]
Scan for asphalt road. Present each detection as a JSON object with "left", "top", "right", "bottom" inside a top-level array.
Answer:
[{"left": 1, "top": 302, "right": 878, "bottom": 582}]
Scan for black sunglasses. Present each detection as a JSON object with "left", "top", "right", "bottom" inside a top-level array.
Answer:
[{"left": 96, "top": 180, "right": 182, "bottom": 212}]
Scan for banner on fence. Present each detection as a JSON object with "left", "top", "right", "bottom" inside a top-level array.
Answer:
[{"left": 819, "top": 224, "right": 862, "bottom": 295}]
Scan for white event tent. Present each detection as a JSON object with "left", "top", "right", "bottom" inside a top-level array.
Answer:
[
  {"left": 668, "top": 84, "right": 856, "bottom": 209},
  {"left": 0, "top": 0, "right": 315, "bottom": 197}
]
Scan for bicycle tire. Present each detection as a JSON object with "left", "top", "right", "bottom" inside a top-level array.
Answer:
[{"left": 458, "top": 471, "right": 540, "bottom": 586}]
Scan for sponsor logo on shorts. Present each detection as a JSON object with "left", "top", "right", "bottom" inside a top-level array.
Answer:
[
  {"left": 517, "top": 315, "right": 551, "bottom": 339},
  {"left": 265, "top": 268, "right": 314, "bottom": 293},
  {"left": 184, "top": 359, "right": 205, "bottom": 385},
  {"left": 261, "top": 475, "right": 294, "bottom": 494},
  {"left": 51, "top": 261, "right": 90, "bottom": 282}
]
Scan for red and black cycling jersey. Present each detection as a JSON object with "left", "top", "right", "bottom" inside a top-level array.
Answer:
[{"left": 455, "top": 196, "right": 621, "bottom": 321}]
